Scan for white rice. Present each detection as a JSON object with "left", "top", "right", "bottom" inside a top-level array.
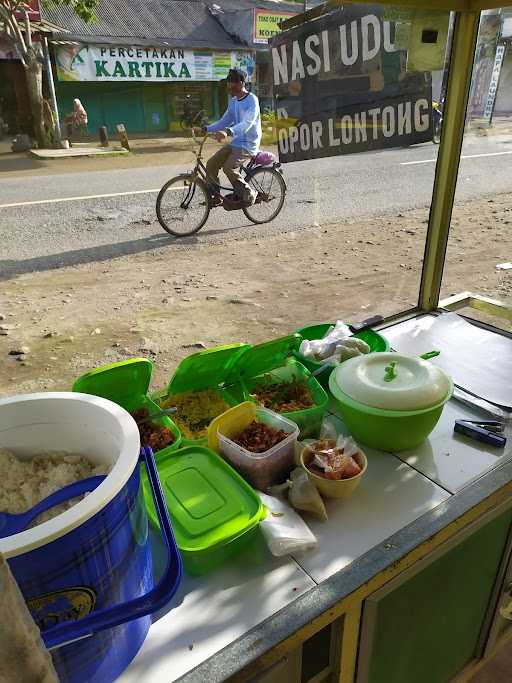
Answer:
[{"left": 0, "top": 448, "right": 109, "bottom": 527}]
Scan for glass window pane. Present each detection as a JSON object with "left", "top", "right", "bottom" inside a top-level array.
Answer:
[
  {"left": 440, "top": 7, "right": 512, "bottom": 332},
  {"left": 255, "top": 3, "right": 451, "bottom": 331},
  {"left": 0, "top": 2, "right": 455, "bottom": 394}
]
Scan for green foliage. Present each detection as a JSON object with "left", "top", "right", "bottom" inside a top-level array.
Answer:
[
  {"left": 41, "top": 0, "right": 99, "bottom": 23},
  {"left": 261, "top": 110, "right": 277, "bottom": 123}
]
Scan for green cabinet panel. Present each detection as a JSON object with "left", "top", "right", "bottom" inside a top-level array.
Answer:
[{"left": 364, "top": 510, "right": 512, "bottom": 683}]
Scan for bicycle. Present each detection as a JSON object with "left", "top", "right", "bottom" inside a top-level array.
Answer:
[{"left": 156, "top": 119, "right": 287, "bottom": 237}]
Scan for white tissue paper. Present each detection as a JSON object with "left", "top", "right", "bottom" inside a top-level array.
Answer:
[{"left": 259, "top": 492, "right": 318, "bottom": 556}]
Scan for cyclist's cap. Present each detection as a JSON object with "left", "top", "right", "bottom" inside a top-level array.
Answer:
[{"left": 225, "top": 67, "right": 247, "bottom": 83}]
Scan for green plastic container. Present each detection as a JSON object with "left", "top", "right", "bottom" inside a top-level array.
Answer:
[
  {"left": 228, "top": 335, "right": 328, "bottom": 439},
  {"left": 154, "top": 343, "right": 250, "bottom": 445},
  {"left": 329, "top": 371, "right": 453, "bottom": 452},
  {"left": 142, "top": 445, "right": 266, "bottom": 575},
  {"left": 72, "top": 358, "right": 181, "bottom": 452},
  {"left": 295, "top": 322, "right": 390, "bottom": 389}
]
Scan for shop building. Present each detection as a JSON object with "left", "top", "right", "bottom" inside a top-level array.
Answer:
[{"left": 41, "top": 0, "right": 255, "bottom": 135}]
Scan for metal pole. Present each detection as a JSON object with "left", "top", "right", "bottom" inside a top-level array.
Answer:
[
  {"left": 42, "top": 36, "right": 62, "bottom": 145},
  {"left": 418, "top": 10, "right": 481, "bottom": 312}
]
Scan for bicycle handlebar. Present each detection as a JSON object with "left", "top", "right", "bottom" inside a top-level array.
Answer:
[{"left": 191, "top": 125, "right": 208, "bottom": 144}]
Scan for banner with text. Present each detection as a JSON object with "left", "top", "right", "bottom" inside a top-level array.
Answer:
[
  {"left": 55, "top": 44, "right": 255, "bottom": 82},
  {"left": 270, "top": 4, "right": 433, "bottom": 163},
  {"left": 253, "top": 9, "right": 296, "bottom": 44}
]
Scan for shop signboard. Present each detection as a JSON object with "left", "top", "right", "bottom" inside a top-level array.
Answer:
[
  {"left": 253, "top": 9, "right": 296, "bottom": 45},
  {"left": 483, "top": 44, "right": 506, "bottom": 121},
  {"left": 55, "top": 44, "right": 255, "bottom": 82},
  {"left": 270, "top": 5, "right": 433, "bottom": 163}
]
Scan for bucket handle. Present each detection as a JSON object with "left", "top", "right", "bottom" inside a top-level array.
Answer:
[{"left": 42, "top": 446, "right": 183, "bottom": 650}]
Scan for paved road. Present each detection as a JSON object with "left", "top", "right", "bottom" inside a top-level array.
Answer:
[{"left": 1, "top": 133, "right": 511, "bottom": 279}]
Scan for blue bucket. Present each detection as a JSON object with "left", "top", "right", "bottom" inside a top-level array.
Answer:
[{"left": 0, "top": 393, "right": 182, "bottom": 683}]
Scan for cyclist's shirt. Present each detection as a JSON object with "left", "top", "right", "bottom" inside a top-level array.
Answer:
[{"left": 207, "top": 93, "right": 262, "bottom": 156}]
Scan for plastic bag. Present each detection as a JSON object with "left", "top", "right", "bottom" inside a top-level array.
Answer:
[
  {"left": 268, "top": 468, "right": 328, "bottom": 520},
  {"left": 300, "top": 419, "right": 363, "bottom": 480},
  {"left": 299, "top": 338, "right": 338, "bottom": 361},
  {"left": 299, "top": 322, "right": 370, "bottom": 364},
  {"left": 299, "top": 321, "right": 352, "bottom": 361},
  {"left": 310, "top": 438, "right": 362, "bottom": 480},
  {"left": 342, "top": 337, "right": 371, "bottom": 353},
  {"left": 293, "top": 414, "right": 340, "bottom": 466},
  {"left": 259, "top": 493, "right": 317, "bottom": 556},
  {"left": 270, "top": 467, "right": 328, "bottom": 520}
]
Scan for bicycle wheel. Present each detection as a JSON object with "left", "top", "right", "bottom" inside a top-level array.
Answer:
[
  {"left": 243, "top": 167, "right": 286, "bottom": 224},
  {"left": 156, "top": 175, "right": 210, "bottom": 237}
]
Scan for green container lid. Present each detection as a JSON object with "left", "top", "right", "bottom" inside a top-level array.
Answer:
[
  {"left": 73, "top": 358, "right": 182, "bottom": 451},
  {"left": 143, "top": 446, "right": 265, "bottom": 553},
  {"left": 167, "top": 343, "right": 250, "bottom": 396},
  {"left": 73, "top": 358, "right": 153, "bottom": 405},
  {"left": 230, "top": 334, "right": 302, "bottom": 381}
]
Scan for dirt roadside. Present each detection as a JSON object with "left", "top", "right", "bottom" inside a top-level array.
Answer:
[{"left": 1, "top": 193, "right": 511, "bottom": 396}]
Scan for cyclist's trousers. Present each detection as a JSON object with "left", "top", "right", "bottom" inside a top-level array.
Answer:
[{"left": 205, "top": 145, "right": 253, "bottom": 199}]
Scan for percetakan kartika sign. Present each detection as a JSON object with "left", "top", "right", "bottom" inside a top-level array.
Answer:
[{"left": 55, "top": 44, "right": 255, "bottom": 82}]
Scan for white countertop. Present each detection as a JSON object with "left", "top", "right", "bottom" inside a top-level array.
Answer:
[
  {"left": 118, "top": 533, "right": 315, "bottom": 683},
  {"left": 290, "top": 444, "right": 450, "bottom": 583},
  {"left": 395, "top": 399, "right": 512, "bottom": 494},
  {"left": 384, "top": 315, "right": 512, "bottom": 493}
]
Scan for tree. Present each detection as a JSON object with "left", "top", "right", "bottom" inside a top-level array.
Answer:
[{"left": 0, "top": 0, "right": 98, "bottom": 147}]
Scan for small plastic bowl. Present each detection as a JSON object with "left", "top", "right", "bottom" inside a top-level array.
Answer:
[{"left": 300, "top": 444, "right": 367, "bottom": 499}]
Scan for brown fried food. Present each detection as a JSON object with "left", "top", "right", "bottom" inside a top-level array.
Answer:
[
  {"left": 131, "top": 408, "right": 176, "bottom": 451},
  {"left": 251, "top": 379, "right": 314, "bottom": 413},
  {"left": 233, "top": 421, "right": 288, "bottom": 453}
]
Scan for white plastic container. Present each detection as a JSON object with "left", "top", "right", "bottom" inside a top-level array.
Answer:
[{"left": 217, "top": 407, "right": 299, "bottom": 491}]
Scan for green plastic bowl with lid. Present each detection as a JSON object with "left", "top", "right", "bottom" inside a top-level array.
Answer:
[
  {"left": 295, "top": 322, "right": 390, "bottom": 389},
  {"left": 329, "top": 352, "right": 453, "bottom": 452}
]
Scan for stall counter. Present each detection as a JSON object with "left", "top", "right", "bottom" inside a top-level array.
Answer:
[{"left": 119, "top": 316, "right": 512, "bottom": 683}]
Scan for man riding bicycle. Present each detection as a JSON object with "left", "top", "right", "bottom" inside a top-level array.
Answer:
[{"left": 204, "top": 67, "right": 262, "bottom": 207}]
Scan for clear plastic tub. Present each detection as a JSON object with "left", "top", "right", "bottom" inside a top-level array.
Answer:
[
  {"left": 243, "top": 359, "right": 328, "bottom": 439},
  {"left": 217, "top": 407, "right": 299, "bottom": 491}
]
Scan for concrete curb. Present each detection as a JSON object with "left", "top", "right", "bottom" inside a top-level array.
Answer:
[{"left": 29, "top": 148, "right": 130, "bottom": 160}]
